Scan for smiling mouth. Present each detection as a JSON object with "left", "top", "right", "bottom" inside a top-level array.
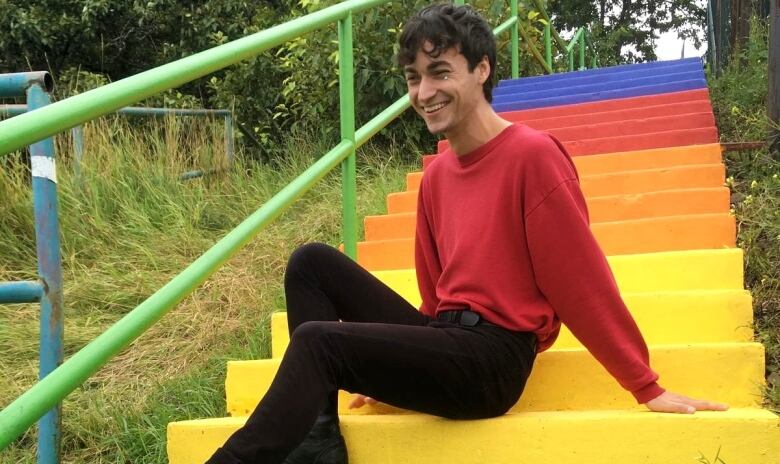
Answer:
[{"left": 423, "top": 100, "right": 451, "bottom": 114}]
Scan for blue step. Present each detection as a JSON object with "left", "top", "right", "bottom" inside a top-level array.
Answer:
[
  {"left": 496, "top": 57, "right": 703, "bottom": 86},
  {"left": 494, "top": 61, "right": 703, "bottom": 94},
  {"left": 493, "top": 70, "right": 705, "bottom": 104},
  {"left": 492, "top": 79, "right": 707, "bottom": 112}
]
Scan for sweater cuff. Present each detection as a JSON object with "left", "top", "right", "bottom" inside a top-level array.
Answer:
[{"left": 632, "top": 382, "right": 666, "bottom": 404}]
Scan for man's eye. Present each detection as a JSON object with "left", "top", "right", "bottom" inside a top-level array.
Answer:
[
  {"left": 406, "top": 75, "right": 419, "bottom": 82},
  {"left": 436, "top": 70, "right": 450, "bottom": 78}
]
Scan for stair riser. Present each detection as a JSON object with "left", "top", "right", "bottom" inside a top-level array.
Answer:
[
  {"left": 354, "top": 248, "right": 743, "bottom": 292},
  {"left": 437, "top": 127, "right": 719, "bottom": 156},
  {"left": 494, "top": 71, "right": 705, "bottom": 103},
  {"left": 497, "top": 57, "right": 703, "bottom": 86},
  {"left": 550, "top": 113, "right": 715, "bottom": 143},
  {"left": 413, "top": 163, "right": 724, "bottom": 196},
  {"left": 271, "top": 290, "right": 753, "bottom": 359},
  {"left": 495, "top": 62, "right": 704, "bottom": 93},
  {"left": 358, "top": 214, "right": 735, "bottom": 271},
  {"left": 168, "top": 409, "right": 780, "bottom": 464},
  {"left": 370, "top": 188, "right": 729, "bottom": 241},
  {"left": 492, "top": 79, "right": 707, "bottom": 113},
  {"left": 512, "top": 101, "right": 713, "bottom": 130},
  {"left": 497, "top": 89, "right": 710, "bottom": 122},
  {"left": 225, "top": 343, "right": 764, "bottom": 417}
]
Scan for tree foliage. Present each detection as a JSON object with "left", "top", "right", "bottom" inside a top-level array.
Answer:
[
  {"left": 0, "top": 0, "right": 708, "bottom": 158},
  {"left": 547, "top": 0, "right": 706, "bottom": 64}
]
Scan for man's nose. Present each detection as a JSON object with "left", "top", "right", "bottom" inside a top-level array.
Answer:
[{"left": 417, "top": 75, "right": 437, "bottom": 102}]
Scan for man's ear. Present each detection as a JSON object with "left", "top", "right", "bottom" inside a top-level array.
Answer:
[{"left": 476, "top": 55, "right": 490, "bottom": 85}]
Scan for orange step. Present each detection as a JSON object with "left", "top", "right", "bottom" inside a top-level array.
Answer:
[
  {"left": 518, "top": 101, "right": 714, "bottom": 131},
  {"left": 357, "top": 214, "right": 736, "bottom": 271},
  {"left": 407, "top": 163, "right": 724, "bottom": 196},
  {"left": 422, "top": 143, "right": 723, "bottom": 172},
  {"left": 367, "top": 188, "right": 730, "bottom": 241},
  {"left": 498, "top": 89, "right": 711, "bottom": 121},
  {"left": 580, "top": 164, "right": 725, "bottom": 197}
]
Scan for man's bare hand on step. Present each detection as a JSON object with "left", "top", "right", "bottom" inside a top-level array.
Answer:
[
  {"left": 646, "top": 391, "right": 729, "bottom": 414},
  {"left": 348, "top": 394, "right": 379, "bottom": 409}
]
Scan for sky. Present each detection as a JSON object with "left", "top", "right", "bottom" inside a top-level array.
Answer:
[{"left": 652, "top": 0, "right": 708, "bottom": 61}]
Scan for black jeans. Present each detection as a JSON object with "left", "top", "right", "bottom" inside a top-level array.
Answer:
[{"left": 207, "top": 243, "right": 537, "bottom": 464}]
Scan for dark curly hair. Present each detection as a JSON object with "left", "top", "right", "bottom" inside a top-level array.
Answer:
[{"left": 397, "top": 3, "right": 497, "bottom": 102}]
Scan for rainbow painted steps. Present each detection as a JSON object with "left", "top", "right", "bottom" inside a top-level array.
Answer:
[{"left": 167, "top": 58, "right": 780, "bottom": 462}]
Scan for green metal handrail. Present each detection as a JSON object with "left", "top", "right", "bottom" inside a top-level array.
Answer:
[
  {"left": 0, "top": 0, "right": 523, "bottom": 454},
  {"left": 530, "top": 0, "right": 599, "bottom": 73}
]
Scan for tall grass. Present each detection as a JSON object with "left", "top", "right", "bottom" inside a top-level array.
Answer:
[
  {"left": 0, "top": 115, "right": 416, "bottom": 463},
  {"left": 708, "top": 15, "right": 780, "bottom": 411}
]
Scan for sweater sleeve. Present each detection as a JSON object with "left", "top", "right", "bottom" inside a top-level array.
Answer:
[
  {"left": 525, "top": 179, "right": 666, "bottom": 404},
  {"left": 414, "top": 179, "right": 441, "bottom": 317}
]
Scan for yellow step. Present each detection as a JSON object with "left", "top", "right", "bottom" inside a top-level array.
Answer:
[
  {"left": 168, "top": 408, "right": 780, "bottom": 464},
  {"left": 270, "top": 290, "right": 753, "bottom": 358},
  {"left": 226, "top": 343, "right": 765, "bottom": 417},
  {"left": 354, "top": 247, "right": 743, "bottom": 292},
  {"left": 367, "top": 188, "right": 730, "bottom": 240}
]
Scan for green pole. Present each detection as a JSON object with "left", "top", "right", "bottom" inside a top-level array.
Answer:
[
  {"left": 544, "top": 22, "right": 552, "bottom": 71},
  {"left": 579, "top": 30, "right": 586, "bottom": 70},
  {"left": 568, "top": 50, "right": 574, "bottom": 71},
  {"left": 511, "top": 0, "right": 519, "bottom": 78},
  {"left": 454, "top": 0, "right": 465, "bottom": 5},
  {"left": 338, "top": 13, "right": 357, "bottom": 260}
]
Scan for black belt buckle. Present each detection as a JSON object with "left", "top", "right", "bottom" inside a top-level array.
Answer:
[{"left": 439, "top": 310, "right": 481, "bottom": 326}]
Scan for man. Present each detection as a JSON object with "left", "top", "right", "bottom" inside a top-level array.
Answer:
[{"left": 206, "top": 4, "right": 728, "bottom": 464}]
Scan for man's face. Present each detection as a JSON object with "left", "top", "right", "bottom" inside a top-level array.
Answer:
[{"left": 404, "top": 42, "right": 490, "bottom": 136}]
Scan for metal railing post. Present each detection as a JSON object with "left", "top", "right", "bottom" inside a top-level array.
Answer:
[
  {"left": 544, "top": 22, "right": 552, "bottom": 71},
  {"left": 71, "top": 126, "right": 84, "bottom": 180},
  {"left": 225, "top": 114, "right": 235, "bottom": 166},
  {"left": 26, "top": 82, "right": 65, "bottom": 464},
  {"left": 511, "top": 0, "right": 519, "bottom": 78},
  {"left": 338, "top": 12, "right": 357, "bottom": 260},
  {"left": 579, "top": 30, "right": 586, "bottom": 70},
  {"left": 568, "top": 50, "right": 574, "bottom": 71}
]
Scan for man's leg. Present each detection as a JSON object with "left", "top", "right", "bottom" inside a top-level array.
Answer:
[
  {"left": 211, "top": 319, "right": 535, "bottom": 464},
  {"left": 283, "top": 242, "right": 431, "bottom": 421}
]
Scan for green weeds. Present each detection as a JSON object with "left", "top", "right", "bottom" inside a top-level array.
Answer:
[{"left": 0, "top": 115, "right": 414, "bottom": 463}]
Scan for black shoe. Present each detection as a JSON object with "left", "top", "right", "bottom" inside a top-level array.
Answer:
[{"left": 283, "top": 418, "right": 348, "bottom": 464}]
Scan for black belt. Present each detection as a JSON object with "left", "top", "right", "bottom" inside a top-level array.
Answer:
[
  {"left": 436, "top": 310, "right": 538, "bottom": 352},
  {"left": 436, "top": 309, "right": 498, "bottom": 327}
]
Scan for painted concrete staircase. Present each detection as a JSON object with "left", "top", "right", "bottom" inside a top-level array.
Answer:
[{"left": 167, "top": 58, "right": 780, "bottom": 463}]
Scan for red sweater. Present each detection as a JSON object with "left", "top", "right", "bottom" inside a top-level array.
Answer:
[{"left": 414, "top": 123, "right": 664, "bottom": 404}]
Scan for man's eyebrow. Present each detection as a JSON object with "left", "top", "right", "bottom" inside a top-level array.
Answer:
[{"left": 426, "top": 60, "right": 452, "bottom": 70}]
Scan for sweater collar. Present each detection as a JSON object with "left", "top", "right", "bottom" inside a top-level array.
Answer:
[{"left": 450, "top": 124, "right": 518, "bottom": 167}]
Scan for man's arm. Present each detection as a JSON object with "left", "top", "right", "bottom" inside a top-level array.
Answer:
[{"left": 525, "top": 178, "right": 728, "bottom": 412}]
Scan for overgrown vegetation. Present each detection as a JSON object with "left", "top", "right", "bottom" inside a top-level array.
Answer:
[
  {"left": 0, "top": 116, "right": 415, "bottom": 463},
  {"left": 708, "top": 15, "right": 779, "bottom": 411}
]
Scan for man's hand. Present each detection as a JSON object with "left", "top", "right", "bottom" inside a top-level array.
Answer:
[
  {"left": 645, "top": 391, "right": 729, "bottom": 414},
  {"left": 348, "top": 394, "right": 379, "bottom": 409}
]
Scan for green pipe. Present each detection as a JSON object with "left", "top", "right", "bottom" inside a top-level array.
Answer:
[
  {"left": 338, "top": 13, "right": 357, "bottom": 260},
  {"left": 518, "top": 23, "right": 553, "bottom": 74},
  {"left": 0, "top": 140, "right": 355, "bottom": 450},
  {"left": 579, "top": 32, "right": 586, "bottom": 70},
  {"left": 531, "top": 0, "right": 567, "bottom": 53},
  {"left": 566, "top": 28, "right": 583, "bottom": 53},
  {"left": 0, "top": 0, "right": 390, "bottom": 157},
  {"left": 510, "top": 0, "right": 519, "bottom": 79},
  {"left": 492, "top": 16, "right": 517, "bottom": 37},
  {"left": 544, "top": 22, "right": 552, "bottom": 71}
]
